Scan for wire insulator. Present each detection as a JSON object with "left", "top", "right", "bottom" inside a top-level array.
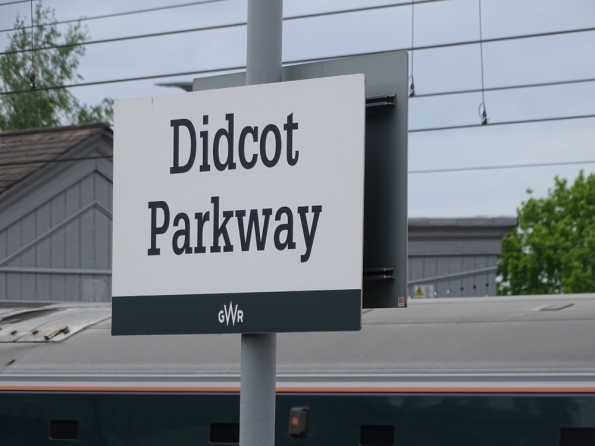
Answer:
[
  {"left": 479, "top": 103, "right": 488, "bottom": 125},
  {"left": 28, "top": 71, "right": 36, "bottom": 90},
  {"left": 409, "top": 75, "right": 415, "bottom": 97}
]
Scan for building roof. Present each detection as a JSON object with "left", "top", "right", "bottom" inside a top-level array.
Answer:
[
  {"left": 408, "top": 217, "right": 517, "bottom": 228},
  {"left": 0, "top": 122, "right": 112, "bottom": 195},
  {"left": 408, "top": 217, "right": 517, "bottom": 257}
]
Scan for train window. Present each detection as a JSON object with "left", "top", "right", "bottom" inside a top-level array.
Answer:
[
  {"left": 560, "top": 428, "right": 595, "bottom": 446},
  {"left": 210, "top": 423, "right": 240, "bottom": 444},
  {"left": 360, "top": 425, "right": 394, "bottom": 446},
  {"left": 49, "top": 420, "right": 78, "bottom": 440}
]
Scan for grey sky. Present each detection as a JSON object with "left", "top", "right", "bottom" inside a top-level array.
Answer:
[{"left": 1, "top": 0, "right": 594, "bottom": 218}]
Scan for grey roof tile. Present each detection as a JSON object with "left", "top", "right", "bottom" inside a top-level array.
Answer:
[{"left": 0, "top": 123, "right": 111, "bottom": 194}]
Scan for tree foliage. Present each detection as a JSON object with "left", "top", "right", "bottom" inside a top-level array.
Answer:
[
  {"left": 498, "top": 171, "right": 595, "bottom": 295},
  {"left": 0, "top": 2, "right": 112, "bottom": 131}
]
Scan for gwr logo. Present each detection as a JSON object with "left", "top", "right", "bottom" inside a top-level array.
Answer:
[{"left": 218, "top": 301, "right": 244, "bottom": 326}]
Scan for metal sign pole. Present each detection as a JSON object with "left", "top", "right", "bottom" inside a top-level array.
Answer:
[{"left": 240, "top": 1, "right": 282, "bottom": 446}]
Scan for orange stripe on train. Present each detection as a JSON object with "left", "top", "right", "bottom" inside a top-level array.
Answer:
[{"left": 0, "top": 385, "right": 595, "bottom": 394}]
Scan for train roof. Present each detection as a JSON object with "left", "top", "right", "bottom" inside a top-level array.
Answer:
[{"left": 0, "top": 294, "right": 594, "bottom": 392}]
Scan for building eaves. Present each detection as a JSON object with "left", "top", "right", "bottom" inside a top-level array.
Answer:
[{"left": 408, "top": 217, "right": 517, "bottom": 229}]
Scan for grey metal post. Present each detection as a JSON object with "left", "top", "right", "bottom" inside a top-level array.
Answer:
[
  {"left": 240, "top": 1, "right": 282, "bottom": 446},
  {"left": 246, "top": 0, "right": 283, "bottom": 85},
  {"left": 240, "top": 333, "right": 277, "bottom": 446}
]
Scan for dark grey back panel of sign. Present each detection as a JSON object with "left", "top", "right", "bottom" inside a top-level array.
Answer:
[{"left": 193, "top": 51, "right": 409, "bottom": 308}]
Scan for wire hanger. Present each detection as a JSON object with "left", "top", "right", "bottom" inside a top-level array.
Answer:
[
  {"left": 409, "top": 0, "right": 415, "bottom": 97},
  {"left": 28, "top": 0, "right": 36, "bottom": 90},
  {"left": 478, "top": 0, "right": 487, "bottom": 124}
]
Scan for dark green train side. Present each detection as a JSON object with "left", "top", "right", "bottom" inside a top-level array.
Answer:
[
  {"left": 1, "top": 294, "right": 595, "bottom": 446},
  {"left": 2, "top": 392, "right": 595, "bottom": 445}
]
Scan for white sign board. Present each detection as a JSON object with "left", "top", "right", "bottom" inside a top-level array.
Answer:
[{"left": 112, "top": 74, "right": 366, "bottom": 335}]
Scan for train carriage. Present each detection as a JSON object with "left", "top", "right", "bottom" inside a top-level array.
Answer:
[{"left": 0, "top": 294, "right": 594, "bottom": 446}]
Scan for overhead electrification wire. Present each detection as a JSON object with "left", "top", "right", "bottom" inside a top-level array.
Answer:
[
  {"left": 409, "top": 0, "right": 416, "bottom": 97},
  {"left": 0, "top": 0, "right": 446, "bottom": 35},
  {"left": 413, "top": 76, "right": 595, "bottom": 98},
  {"left": 0, "top": 0, "right": 447, "bottom": 36},
  {"left": 0, "top": 0, "right": 227, "bottom": 34},
  {"left": 0, "top": 22, "right": 248, "bottom": 57},
  {"left": 0, "top": 65, "right": 246, "bottom": 96},
  {"left": 409, "top": 113, "right": 595, "bottom": 133},
  {"left": 477, "top": 0, "right": 488, "bottom": 124},
  {"left": 28, "top": 0, "right": 36, "bottom": 90},
  {"left": 0, "top": 11, "right": 593, "bottom": 102},
  {"left": 16, "top": 1, "right": 595, "bottom": 58},
  {"left": 0, "top": 0, "right": 32, "bottom": 5},
  {"left": 2, "top": 156, "right": 593, "bottom": 173},
  {"left": 2, "top": 65, "right": 594, "bottom": 131},
  {"left": 286, "top": 26, "right": 595, "bottom": 66},
  {"left": 2, "top": 63, "right": 595, "bottom": 107},
  {"left": 287, "top": 0, "right": 444, "bottom": 21},
  {"left": 409, "top": 160, "right": 595, "bottom": 174}
]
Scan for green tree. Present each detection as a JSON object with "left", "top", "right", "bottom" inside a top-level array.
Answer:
[
  {"left": 0, "top": 1, "right": 112, "bottom": 131},
  {"left": 498, "top": 171, "right": 595, "bottom": 295}
]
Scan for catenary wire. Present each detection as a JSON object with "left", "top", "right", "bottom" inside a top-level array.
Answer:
[
  {"left": 28, "top": 0, "right": 35, "bottom": 90},
  {"left": 0, "top": 0, "right": 447, "bottom": 36},
  {"left": 0, "top": 55, "right": 582, "bottom": 96},
  {"left": 0, "top": 0, "right": 227, "bottom": 34},
  {"left": 2, "top": 58, "right": 595, "bottom": 119},
  {"left": 477, "top": 0, "right": 487, "bottom": 124},
  {"left": 3, "top": 70, "right": 595, "bottom": 139},
  {"left": 1, "top": 155, "right": 593, "bottom": 175},
  {"left": 0, "top": 0, "right": 32, "bottom": 5},
  {"left": 0, "top": 21, "right": 248, "bottom": 57},
  {"left": 286, "top": 26, "right": 595, "bottom": 66},
  {"left": 29, "top": 0, "right": 33, "bottom": 65},
  {"left": 413, "top": 76, "right": 595, "bottom": 98},
  {"left": 0, "top": 4, "right": 590, "bottom": 217},
  {"left": 409, "top": 160, "right": 595, "bottom": 174},
  {"left": 3, "top": 7, "right": 594, "bottom": 57},
  {"left": 0, "top": 24, "right": 593, "bottom": 112},
  {"left": 409, "top": 0, "right": 415, "bottom": 97},
  {"left": 1, "top": 33, "right": 594, "bottom": 104},
  {"left": 479, "top": 0, "right": 485, "bottom": 110},
  {"left": 408, "top": 113, "right": 595, "bottom": 132},
  {"left": 478, "top": 0, "right": 486, "bottom": 103},
  {"left": 2, "top": 59, "right": 593, "bottom": 102},
  {"left": 286, "top": 0, "right": 444, "bottom": 21},
  {"left": 0, "top": 0, "right": 447, "bottom": 35},
  {"left": 0, "top": 65, "right": 246, "bottom": 96}
]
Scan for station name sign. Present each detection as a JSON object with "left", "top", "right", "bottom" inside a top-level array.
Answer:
[
  {"left": 148, "top": 113, "right": 320, "bottom": 263},
  {"left": 112, "top": 75, "right": 366, "bottom": 335}
]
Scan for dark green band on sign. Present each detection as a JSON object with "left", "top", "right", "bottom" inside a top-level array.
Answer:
[{"left": 112, "top": 289, "right": 361, "bottom": 335}]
